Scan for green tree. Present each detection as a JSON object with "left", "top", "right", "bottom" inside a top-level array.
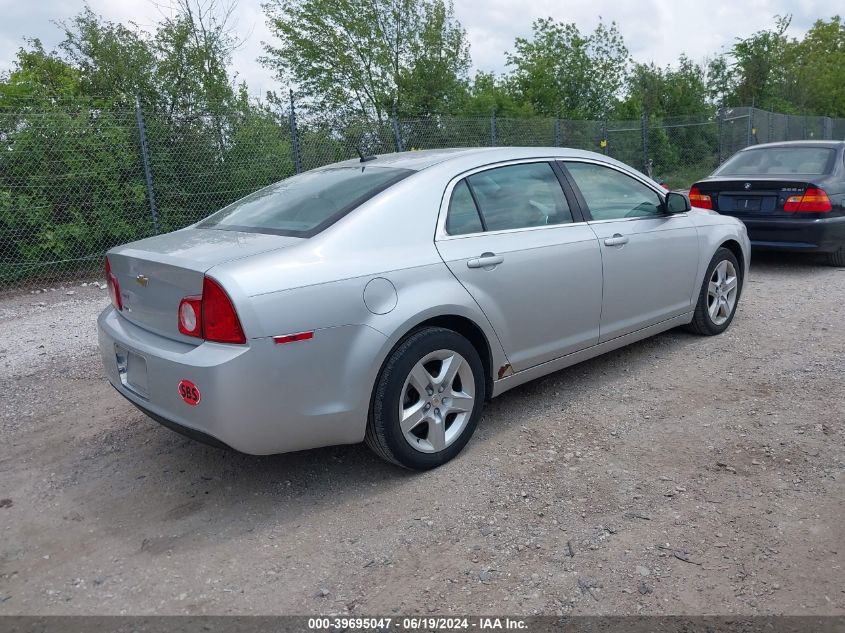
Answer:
[
  {"left": 459, "top": 72, "right": 535, "bottom": 117},
  {"left": 261, "top": 0, "right": 470, "bottom": 121},
  {"left": 506, "top": 18, "right": 629, "bottom": 119},
  {"left": 619, "top": 55, "right": 711, "bottom": 118},
  {"left": 714, "top": 15, "right": 793, "bottom": 111},
  {"left": 787, "top": 16, "right": 845, "bottom": 117}
]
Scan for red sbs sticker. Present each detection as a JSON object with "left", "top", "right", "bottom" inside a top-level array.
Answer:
[{"left": 177, "top": 379, "right": 201, "bottom": 406}]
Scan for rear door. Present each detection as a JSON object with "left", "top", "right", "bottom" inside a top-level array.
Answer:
[
  {"left": 435, "top": 160, "right": 603, "bottom": 373},
  {"left": 560, "top": 160, "right": 700, "bottom": 343}
]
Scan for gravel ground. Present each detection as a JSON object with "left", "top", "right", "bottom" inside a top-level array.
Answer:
[{"left": 0, "top": 253, "right": 843, "bottom": 616}]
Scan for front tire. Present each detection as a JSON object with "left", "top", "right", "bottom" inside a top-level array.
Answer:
[
  {"left": 365, "top": 327, "right": 485, "bottom": 470},
  {"left": 686, "top": 247, "right": 742, "bottom": 336}
]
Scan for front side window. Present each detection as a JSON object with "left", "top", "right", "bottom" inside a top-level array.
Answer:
[
  {"left": 464, "top": 162, "right": 573, "bottom": 232},
  {"left": 200, "top": 166, "right": 413, "bottom": 237},
  {"left": 564, "top": 162, "right": 663, "bottom": 220}
]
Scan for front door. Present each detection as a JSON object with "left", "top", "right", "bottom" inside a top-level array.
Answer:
[{"left": 560, "top": 160, "right": 700, "bottom": 342}]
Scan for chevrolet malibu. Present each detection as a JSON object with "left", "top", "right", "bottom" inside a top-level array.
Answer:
[{"left": 98, "top": 148, "right": 750, "bottom": 470}]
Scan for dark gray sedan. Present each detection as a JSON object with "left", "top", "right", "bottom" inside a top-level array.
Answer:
[{"left": 690, "top": 140, "right": 845, "bottom": 265}]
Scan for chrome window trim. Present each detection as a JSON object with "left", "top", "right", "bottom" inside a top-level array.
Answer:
[
  {"left": 435, "top": 157, "right": 586, "bottom": 241},
  {"left": 559, "top": 157, "right": 667, "bottom": 198}
]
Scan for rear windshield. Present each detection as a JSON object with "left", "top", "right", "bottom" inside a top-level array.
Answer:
[
  {"left": 199, "top": 166, "right": 413, "bottom": 237},
  {"left": 714, "top": 147, "right": 836, "bottom": 177}
]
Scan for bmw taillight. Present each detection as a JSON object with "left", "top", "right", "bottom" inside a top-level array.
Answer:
[
  {"left": 105, "top": 256, "right": 122, "bottom": 311},
  {"left": 783, "top": 186, "right": 832, "bottom": 213},
  {"left": 688, "top": 185, "right": 713, "bottom": 210},
  {"left": 178, "top": 276, "right": 246, "bottom": 344}
]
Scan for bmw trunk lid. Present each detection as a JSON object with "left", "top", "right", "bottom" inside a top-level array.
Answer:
[
  {"left": 695, "top": 179, "right": 820, "bottom": 216},
  {"left": 107, "top": 227, "right": 302, "bottom": 341}
]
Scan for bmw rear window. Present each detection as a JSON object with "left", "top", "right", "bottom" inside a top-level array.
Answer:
[
  {"left": 713, "top": 147, "right": 836, "bottom": 177},
  {"left": 199, "top": 166, "right": 413, "bottom": 237}
]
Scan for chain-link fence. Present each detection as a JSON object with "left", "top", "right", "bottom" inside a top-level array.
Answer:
[{"left": 2, "top": 98, "right": 844, "bottom": 291}]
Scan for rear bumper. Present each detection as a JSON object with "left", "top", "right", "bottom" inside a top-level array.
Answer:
[
  {"left": 112, "top": 385, "right": 232, "bottom": 450},
  {"left": 739, "top": 215, "right": 845, "bottom": 252},
  {"left": 98, "top": 306, "right": 387, "bottom": 454}
]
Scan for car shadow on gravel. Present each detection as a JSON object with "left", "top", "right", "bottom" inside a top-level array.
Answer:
[
  {"left": 749, "top": 250, "right": 836, "bottom": 272},
  {"left": 73, "top": 323, "right": 705, "bottom": 546}
]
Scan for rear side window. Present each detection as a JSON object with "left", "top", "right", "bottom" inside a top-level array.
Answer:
[
  {"left": 714, "top": 147, "right": 836, "bottom": 176},
  {"left": 446, "top": 181, "right": 484, "bottom": 235},
  {"left": 464, "top": 162, "right": 573, "bottom": 232},
  {"left": 199, "top": 167, "right": 413, "bottom": 237}
]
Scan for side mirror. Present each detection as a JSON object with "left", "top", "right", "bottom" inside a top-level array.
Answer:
[{"left": 665, "top": 191, "right": 691, "bottom": 214}]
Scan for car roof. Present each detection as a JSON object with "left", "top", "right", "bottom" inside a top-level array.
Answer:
[
  {"left": 329, "top": 146, "right": 632, "bottom": 173},
  {"left": 739, "top": 140, "right": 845, "bottom": 151}
]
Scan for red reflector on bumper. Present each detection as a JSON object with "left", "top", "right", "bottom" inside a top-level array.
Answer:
[{"left": 273, "top": 331, "right": 314, "bottom": 345}]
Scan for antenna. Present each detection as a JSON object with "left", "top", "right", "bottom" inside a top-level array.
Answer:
[{"left": 355, "top": 146, "right": 377, "bottom": 163}]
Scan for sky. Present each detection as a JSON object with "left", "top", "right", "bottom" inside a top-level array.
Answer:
[{"left": 0, "top": 0, "right": 837, "bottom": 97}]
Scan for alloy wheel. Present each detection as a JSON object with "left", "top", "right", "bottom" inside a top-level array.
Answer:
[
  {"left": 707, "top": 259, "right": 739, "bottom": 326},
  {"left": 399, "top": 349, "right": 476, "bottom": 453}
]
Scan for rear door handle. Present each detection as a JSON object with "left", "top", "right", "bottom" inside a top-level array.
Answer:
[
  {"left": 604, "top": 234, "right": 629, "bottom": 247},
  {"left": 467, "top": 253, "right": 504, "bottom": 269}
]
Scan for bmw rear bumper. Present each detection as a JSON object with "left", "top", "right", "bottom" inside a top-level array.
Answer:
[
  {"left": 740, "top": 215, "right": 845, "bottom": 253},
  {"left": 97, "top": 307, "right": 387, "bottom": 454}
]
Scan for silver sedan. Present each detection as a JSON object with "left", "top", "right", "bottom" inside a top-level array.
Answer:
[{"left": 98, "top": 148, "right": 750, "bottom": 469}]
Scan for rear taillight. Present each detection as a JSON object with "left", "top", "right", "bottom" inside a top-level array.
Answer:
[
  {"left": 784, "top": 187, "right": 832, "bottom": 213},
  {"left": 178, "top": 296, "right": 202, "bottom": 337},
  {"left": 105, "top": 256, "right": 122, "bottom": 311},
  {"left": 688, "top": 185, "right": 713, "bottom": 210},
  {"left": 178, "top": 276, "right": 246, "bottom": 344},
  {"left": 202, "top": 277, "right": 246, "bottom": 344}
]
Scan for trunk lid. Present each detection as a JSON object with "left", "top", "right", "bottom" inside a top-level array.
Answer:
[
  {"left": 108, "top": 227, "right": 302, "bottom": 341},
  {"left": 695, "top": 178, "right": 815, "bottom": 217}
]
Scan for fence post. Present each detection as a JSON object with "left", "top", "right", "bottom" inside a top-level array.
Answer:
[
  {"left": 717, "top": 107, "right": 724, "bottom": 165},
  {"left": 490, "top": 107, "right": 497, "bottom": 147},
  {"left": 391, "top": 106, "right": 404, "bottom": 152},
  {"left": 640, "top": 111, "right": 649, "bottom": 174},
  {"left": 745, "top": 108, "right": 753, "bottom": 148},
  {"left": 824, "top": 117, "right": 832, "bottom": 140},
  {"left": 288, "top": 89, "right": 302, "bottom": 174},
  {"left": 601, "top": 118, "right": 608, "bottom": 156},
  {"left": 553, "top": 116, "right": 561, "bottom": 147},
  {"left": 768, "top": 111, "right": 774, "bottom": 143},
  {"left": 134, "top": 94, "right": 159, "bottom": 235}
]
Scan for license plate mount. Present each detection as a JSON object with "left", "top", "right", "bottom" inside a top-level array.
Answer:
[
  {"left": 734, "top": 197, "right": 762, "bottom": 212},
  {"left": 115, "top": 345, "right": 149, "bottom": 398}
]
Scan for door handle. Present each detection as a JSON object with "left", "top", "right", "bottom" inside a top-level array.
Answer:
[
  {"left": 467, "top": 253, "right": 504, "bottom": 269},
  {"left": 604, "top": 234, "right": 629, "bottom": 247}
]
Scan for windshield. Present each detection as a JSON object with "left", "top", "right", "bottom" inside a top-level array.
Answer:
[
  {"left": 199, "top": 166, "right": 413, "bottom": 237},
  {"left": 713, "top": 147, "right": 836, "bottom": 177}
]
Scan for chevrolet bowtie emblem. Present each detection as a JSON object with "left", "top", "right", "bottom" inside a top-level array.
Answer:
[{"left": 135, "top": 274, "right": 149, "bottom": 287}]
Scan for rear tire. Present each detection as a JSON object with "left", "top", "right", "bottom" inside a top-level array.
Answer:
[
  {"left": 686, "top": 247, "right": 742, "bottom": 336},
  {"left": 365, "top": 327, "right": 485, "bottom": 470},
  {"left": 827, "top": 246, "right": 845, "bottom": 267}
]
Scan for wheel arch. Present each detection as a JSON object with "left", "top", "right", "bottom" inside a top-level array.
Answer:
[
  {"left": 370, "top": 312, "right": 498, "bottom": 409},
  {"left": 719, "top": 239, "right": 745, "bottom": 279},
  {"left": 411, "top": 314, "right": 495, "bottom": 401}
]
